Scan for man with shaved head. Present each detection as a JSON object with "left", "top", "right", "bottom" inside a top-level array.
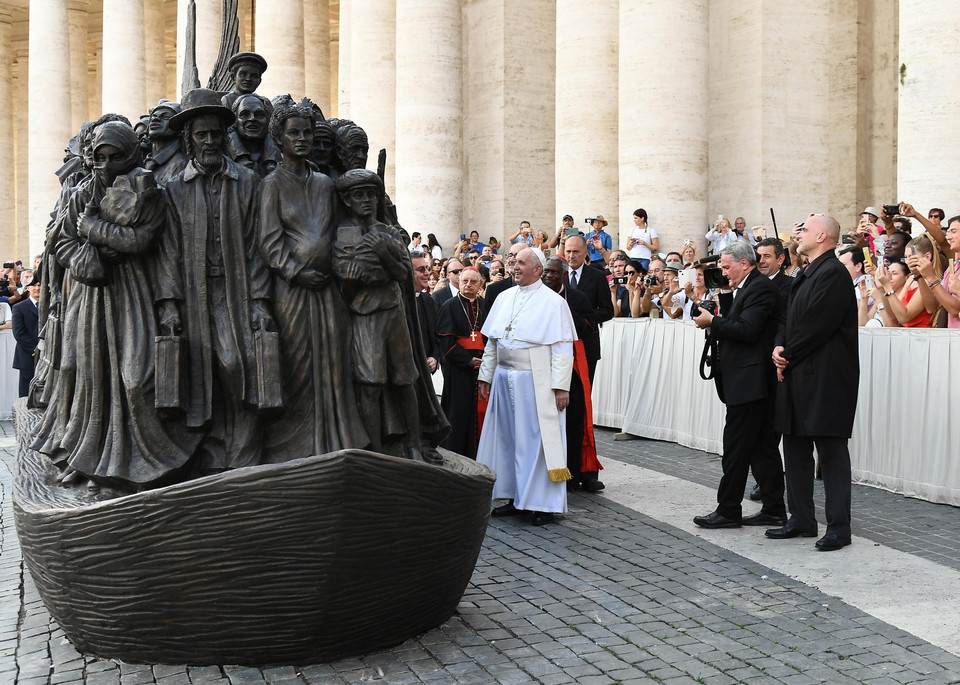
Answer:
[
  {"left": 767, "top": 215, "right": 859, "bottom": 552},
  {"left": 476, "top": 247, "right": 578, "bottom": 525}
]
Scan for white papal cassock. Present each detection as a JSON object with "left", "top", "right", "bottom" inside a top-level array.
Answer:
[{"left": 476, "top": 280, "right": 577, "bottom": 513}]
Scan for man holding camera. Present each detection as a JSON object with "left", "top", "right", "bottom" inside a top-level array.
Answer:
[{"left": 691, "top": 241, "right": 786, "bottom": 529}]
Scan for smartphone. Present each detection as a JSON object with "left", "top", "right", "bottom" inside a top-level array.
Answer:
[
  {"left": 718, "top": 214, "right": 724, "bottom": 222},
  {"left": 910, "top": 245, "right": 918, "bottom": 256},
  {"left": 459, "top": 233, "right": 466, "bottom": 241},
  {"left": 678, "top": 268, "right": 696, "bottom": 289},
  {"left": 564, "top": 227, "right": 580, "bottom": 237},
  {"left": 883, "top": 204, "right": 899, "bottom": 217},
  {"left": 862, "top": 247, "right": 873, "bottom": 266}
]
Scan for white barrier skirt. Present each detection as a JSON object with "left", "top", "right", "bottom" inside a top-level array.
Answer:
[
  {"left": 0, "top": 329, "right": 18, "bottom": 420},
  {"left": 593, "top": 318, "right": 960, "bottom": 507}
]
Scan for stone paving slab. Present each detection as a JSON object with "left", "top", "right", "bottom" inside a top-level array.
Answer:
[
  {"left": 594, "top": 428, "right": 960, "bottom": 573},
  {"left": 3, "top": 424, "right": 960, "bottom": 684}
]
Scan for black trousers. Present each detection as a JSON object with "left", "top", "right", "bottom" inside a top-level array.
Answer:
[
  {"left": 782, "top": 435, "right": 851, "bottom": 537},
  {"left": 716, "top": 397, "right": 785, "bottom": 520}
]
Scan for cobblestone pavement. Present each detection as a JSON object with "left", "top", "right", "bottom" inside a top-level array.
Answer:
[{"left": 2, "top": 423, "right": 960, "bottom": 684}]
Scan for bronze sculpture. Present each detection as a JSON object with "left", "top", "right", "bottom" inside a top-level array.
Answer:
[
  {"left": 158, "top": 87, "right": 275, "bottom": 473},
  {"left": 14, "top": 19, "right": 486, "bottom": 664},
  {"left": 258, "top": 98, "right": 368, "bottom": 460},
  {"left": 227, "top": 93, "right": 281, "bottom": 177}
]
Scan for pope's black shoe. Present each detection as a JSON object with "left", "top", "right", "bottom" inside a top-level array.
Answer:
[
  {"left": 815, "top": 532, "right": 852, "bottom": 551},
  {"left": 491, "top": 501, "right": 520, "bottom": 517},
  {"left": 582, "top": 479, "right": 605, "bottom": 493},
  {"left": 531, "top": 512, "right": 555, "bottom": 526},
  {"left": 693, "top": 511, "right": 741, "bottom": 529},
  {"left": 748, "top": 483, "right": 762, "bottom": 501},
  {"left": 765, "top": 522, "right": 818, "bottom": 539},
  {"left": 741, "top": 511, "right": 787, "bottom": 527}
]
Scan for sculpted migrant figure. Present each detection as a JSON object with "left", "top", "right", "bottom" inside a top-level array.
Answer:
[
  {"left": 37, "top": 121, "right": 199, "bottom": 487},
  {"left": 258, "top": 97, "right": 368, "bottom": 460},
  {"left": 220, "top": 51, "right": 268, "bottom": 110},
  {"left": 227, "top": 94, "right": 281, "bottom": 178},
  {"left": 157, "top": 88, "right": 275, "bottom": 473},
  {"left": 311, "top": 113, "right": 337, "bottom": 178},
  {"left": 143, "top": 99, "right": 189, "bottom": 186},
  {"left": 333, "top": 169, "right": 448, "bottom": 461}
]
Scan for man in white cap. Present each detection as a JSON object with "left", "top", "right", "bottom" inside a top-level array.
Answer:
[{"left": 476, "top": 247, "right": 578, "bottom": 525}]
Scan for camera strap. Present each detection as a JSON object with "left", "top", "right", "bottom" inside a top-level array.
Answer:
[{"left": 699, "top": 328, "right": 718, "bottom": 381}]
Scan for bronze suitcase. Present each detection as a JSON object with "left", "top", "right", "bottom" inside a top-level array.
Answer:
[
  {"left": 254, "top": 329, "right": 283, "bottom": 411},
  {"left": 154, "top": 334, "right": 184, "bottom": 410}
]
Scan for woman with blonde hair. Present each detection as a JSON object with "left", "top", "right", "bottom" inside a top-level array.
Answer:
[{"left": 680, "top": 240, "right": 702, "bottom": 267}]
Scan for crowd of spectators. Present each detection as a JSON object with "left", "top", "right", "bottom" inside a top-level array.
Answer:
[{"left": 414, "top": 202, "right": 959, "bottom": 331}]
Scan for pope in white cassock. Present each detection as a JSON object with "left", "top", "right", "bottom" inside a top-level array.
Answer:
[{"left": 476, "top": 247, "right": 578, "bottom": 526}]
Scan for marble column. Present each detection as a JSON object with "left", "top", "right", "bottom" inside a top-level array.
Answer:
[
  {"left": 349, "top": 0, "right": 395, "bottom": 195},
  {"left": 555, "top": 0, "right": 618, "bottom": 239},
  {"left": 462, "top": 0, "right": 555, "bottom": 248},
  {"left": 29, "top": 0, "right": 72, "bottom": 257},
  {"left": 143, "top": 0, "right": 167, "bottom": 109},
  {"left": 896, "top": 5, "right": 956, "bottom": 215},
  {"left": 395, "top": 0, "right": 462, "bottom": 243},
  {"left": 101, "top": 0, "right": 145, "bottom": 120},
  {"left": 303, "top": 0, "right": 330, "bottom": 112},
  {"left": 255, "top": 0, "right": 305, "bottom": 99},
  {"left": 14, "top": 44, "right": 28, "bottom": 260},
  {"left": 67, "top": 0, "right": 90, "bottom": 131},
  {"left": 0, "top": 15, "right": 15, "bottom": 257},
  {"left": 177, "top": 0, "right": 222, "bottom": 97},
  {"left": 337, "top": 0, "right": 351, "bottom": 118},
  {"left": 620, "top": 0, "right": 708, "bottom": 252}
]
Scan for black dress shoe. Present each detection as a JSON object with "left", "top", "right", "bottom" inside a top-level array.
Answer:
[
  {"left": 749, "top": 484, "right": 762, "bottom": 501},
  {"left": 765, "top": 523, "right": 818, "bottom": 539},
  {"left": 815, "top": 532, "right": 851, "bottom": 551},
  {"left": 531, "top": 512, "right": 555, "bottom": 526},
  {"left": 566, "top": 480, "right": 580, "bottom": 492},
  {"left": 742, "top": 511, "right": 787, "bottom": 527},
  {"left": 582, "top": 479, "right": 605, "bottom": 493},
  {"left": 491, "top": 502, "right": 520, "bottom": 517},
  {"left": 693, "top": 511, "right": 741, "bottom": 529}
]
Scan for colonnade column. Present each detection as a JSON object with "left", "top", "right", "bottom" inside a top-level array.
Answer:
[
  {"left": 101, "top": 0, "right": 145, "bottom": 120},
  {"left": 143, "top": 0, "right": 167, "bottom": 109},
  {"left": 303, "top": 0, "right": 330, "bottom": 112},
  {"left": 255, "top": 0, "right": 305, "bottom": 99},
  {"left": 555, "top": 0, "right": 618, "bottom": 239},
  {"left": 348, "top": 0, "right": 396, "bottom": 196},
  {"left": 28, "top": 0, "right": 72, "bottom": 258},
  {"left": 177, "top": 0, "right": 222, "bottom": 97},
  {"left": 0, "top": 14, "right": 15, "bottom": 257},
  {"left": 395, "top": 0, "right": 462, "bottom": 240},
  {"left": 336, "top": 0, "right": 351, "bottom": 118},
  {"left": 619, "top": 0, "right": 708, "bottom": 252},
  {"left": 897, "top": 5, "right": 960, "bottom": 215},
  {"left": 67, "top": 0, "right": 90, "bottom": 131}
]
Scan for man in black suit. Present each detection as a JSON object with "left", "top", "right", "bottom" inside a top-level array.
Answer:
[
  {"left": 542, "top": 257, "right": 603, "bottom": 492},
  {"left": 691, "top": 241, "right": 786, "bottom": 529},
  {"left": 563, "top": 235, "right": 613, "bottom": 493},
  {"left": 12, "top": 273, "right": 40, "bottom": 397},
  {"left": 563, "top": 235, "right": 614, "bottom": 382},
  {"left": 756, "top": 237, "right": 794, "bottom": 304},
  {"left": 432, "top": 257, "right": 463, "bottom": 308},
  {"left": 484, "top": 242, "right": 525, "bottom": 309},
  {"left": 768, "top": 215, "right": 859, "bottom": 551},
  {"left": 412, "top": 253, "right": 441, "bottom": 375}
]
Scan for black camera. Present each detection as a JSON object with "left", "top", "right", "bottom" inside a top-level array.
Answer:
[
  {"left": 614, "top": 276, "right": 627, "bottom": 285},
  {"left": 882, "top": 204, "right": 899, "bottom": 217},
  {"left": 841, "top": 234, "right": 856, "bottom": 245},
  {"left": 644, "top": 275, "right": 660, "bottom": 287},
  {"left": 690, "top": 299, "right": 717, "bottom": 318},
  {"left": 702, "top": 267, "right": 728, "bottom": 290},
  {"left": 585, "top": 218, "right": 595, "bottom": 225}
]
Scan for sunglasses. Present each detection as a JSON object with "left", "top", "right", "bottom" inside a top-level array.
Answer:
[{"left": 448, "top": 268, "right": 463, "bottom": 275}]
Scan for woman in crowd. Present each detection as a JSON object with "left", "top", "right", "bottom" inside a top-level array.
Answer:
[
  {"left": 426, "top": 233, "right": 443, "bottom": 260},
  {"left": 680, "top": 264, "right": 711, "bottom": 320},
  {"left": 705, "top": 217, "right": 738, "bottom": 254},
  {"left": 426, "top": 271, "right": 438, "bottom": 291},
  {"left": 680, "top": 240, "right": 702, "bottom": 267},
  {"left": 784, "top": 240, "right": 803, "bottom": 276},
  {"left": 865, "top": 261, "right": 917, "bottom": 327},
  {"left": 626, "top": 208, "right": 658, "bottom": 271}
]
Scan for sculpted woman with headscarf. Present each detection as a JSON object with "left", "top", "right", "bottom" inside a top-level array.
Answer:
[
  {"left": 258, "top": 97, "right": 369, "bottom": 460},
  {"left": 34, "top": 120, "right": 199, "bottom": 488}
]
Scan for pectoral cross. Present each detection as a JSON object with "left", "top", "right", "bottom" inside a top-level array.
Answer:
[{"left": 504, "top": 324, "right": 513, "bottom": 338}]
